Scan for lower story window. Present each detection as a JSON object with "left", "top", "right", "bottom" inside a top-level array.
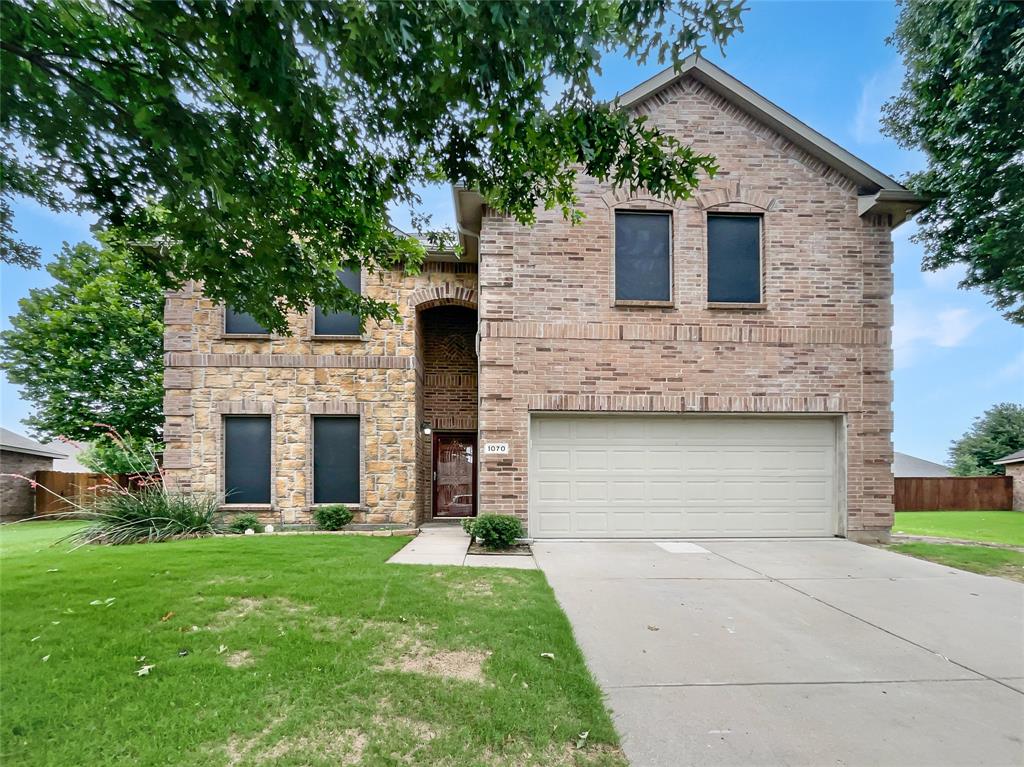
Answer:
[
  {"left": 224, "top": 416, "right": 271, "bottom": 504},
  {"left": 313, "top": 416, "right": 360, "bottom": 504}
]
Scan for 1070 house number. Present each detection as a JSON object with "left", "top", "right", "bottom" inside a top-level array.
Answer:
[{"left": 483, "top": 442, "right": 510, "bottom": 456}]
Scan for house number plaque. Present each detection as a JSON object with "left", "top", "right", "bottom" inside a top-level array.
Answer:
[{"left": 483, "top": 442, "right": 510, "bottom": 456}]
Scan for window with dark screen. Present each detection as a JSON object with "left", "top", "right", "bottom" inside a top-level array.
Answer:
[
  {"left": 313, "top": 416, "right": 360, "bottom": 504},
  {"left": 314, "top": 268, "right": 362, "bottom": 336},
  {"left": 614, "top": 211, "right": 672, "bottom": 302},
  {"left": 224, "top": 307, "right": 270, "bottom": 335},
  {"left": 707, "top": 214, "right": 761, "bottom": 303},
  {"left": 223, "top": 416, "right": 271, "bottom": 504}
]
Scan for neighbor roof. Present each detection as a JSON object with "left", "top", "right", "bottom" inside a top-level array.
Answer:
[
  {"left": 0, "top": 427, "right": 67, "bottom": 459},
  {"left": 893, "top": 451, "right": 952, "bottom": 478},
  {"left": 452, "top": 55, "right": 925, "bottom": 246},
  {"left": 994, "top": 449, "right": 1024, "bottom": 466}
]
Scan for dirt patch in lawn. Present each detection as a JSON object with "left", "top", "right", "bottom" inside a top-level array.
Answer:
[
  {"left": 254, "top": 728, "right": 366, "bottom": 765},
  {"left": 479, "top": 741, "right": 628, "bottom": 767},
  {"left": 206, "top": 596, "right": 342, "bottom": 636},
  {"left": 224, "top": 649, "right": 254, "bottom": 668},
  {"left": 388, "top": 639, "right": 492, "bottom": 683}
]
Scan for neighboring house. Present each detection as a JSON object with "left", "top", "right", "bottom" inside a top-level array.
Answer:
[
  {"left": 0, "top": 428, "right": 67, "bottom": 521},
  {"left": 994, "top": 450, "right": 1024, "bottom": 511},
  {"left": 163, "top": 56, "right": 923, "bottom": 542},
  {"left": 893, "top": 452, "right": 952, "bottom": 478}
]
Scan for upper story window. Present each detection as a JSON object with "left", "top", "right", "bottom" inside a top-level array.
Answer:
[
  {"left": 707, "top": 214, "right": 762, "bottom": 304},
  {"left": 314, "top": 268, "right": 362, "bottom": 337},
  {"left": 614, "top": 211, "right": 672, "bottom": 302},
  {"left": 223, "top": 416, "right": 271, "bottom": 504},
  {"left": 224, "top": 307, "right": 270, "bottom": 336}
]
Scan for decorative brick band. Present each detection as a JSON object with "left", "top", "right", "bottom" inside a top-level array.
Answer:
[
  {"left": 215, "top": 400, "right": 274, "bottom": 415},
  {"left": 696, "top": 181, "right": 779, "bottom": 212},
  {"left": 408, "top": 283, "right": 478, "bottom": 310},
  {"left": 481, "top": 321, "right": 888, "bottom": 346},
  {"left": 306, "top": 400, "right": 361, "bottom": 415},
  {"left": 164, "top": 353, "right": 416, "bottom": 369},
  {"left": 526, "top": 393, "right": 846, "bottom": 413},
  {"left": 427, "top": 416, "right": 478, "bottom": 431}
]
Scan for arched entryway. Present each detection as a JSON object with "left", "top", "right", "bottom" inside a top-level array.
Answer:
[{"left": 415, "top": 302, "right": 478, "bottom": 522}]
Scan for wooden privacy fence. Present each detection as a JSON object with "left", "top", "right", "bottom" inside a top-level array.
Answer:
[
  {"left": 33, "top": 471, "right": 154, "bottom": 516},
  {"left": 894, "top": 476, "right": 1013, "bottom": 511}
]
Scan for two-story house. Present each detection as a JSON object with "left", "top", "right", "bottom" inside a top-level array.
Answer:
[{"left": 162, "top": 57, "right": 922, "bottom": 543}]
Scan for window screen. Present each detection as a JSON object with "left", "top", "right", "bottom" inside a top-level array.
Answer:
[
  {"left": 224, "top": 416, "right": 271, "bottom": 504},
  {"left": 224, "top": 307, "right": 269, "bottom": 335},
  {"left": 707, "top": 215, "right": 761, "bottom": 303},
  {"left": 615, "top": 211, "right": 671, "bottom": 301},
  {"left": 314, "top": 268, "right": 362, "bottom": 336},
  {"left": 313, "top": 416, "right": 360, "bottom": 503}
]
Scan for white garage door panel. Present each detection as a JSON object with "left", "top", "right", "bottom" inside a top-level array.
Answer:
[{"left": 529, "top": 415, "right": 839, "bottom": 538}]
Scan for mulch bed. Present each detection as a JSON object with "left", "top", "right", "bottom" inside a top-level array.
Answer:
[{"left": 467, "top": 541, "right": 533, "bottom": 556}]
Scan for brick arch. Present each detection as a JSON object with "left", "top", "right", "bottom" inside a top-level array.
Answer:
[
  {"left": 408, "top": 283, "right": 477, "bottom": 311},
  {"left": 697, "top": 182, "right": 779, "bottom": 212}
]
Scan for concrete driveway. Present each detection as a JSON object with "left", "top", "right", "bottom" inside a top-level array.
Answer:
[{"left": 533, "top": 539, "right": 1024, "bottom": 767}]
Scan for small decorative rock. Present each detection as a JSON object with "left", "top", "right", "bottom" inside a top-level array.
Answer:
[
  {"left": 244, "top": 529, "right": 255, "bottom": 536},
  {"left": 264, "top": 524, "right": 274, "bottom": 534}
]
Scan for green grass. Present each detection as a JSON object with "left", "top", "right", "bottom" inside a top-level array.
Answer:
[
  {"left": 0, "top": 522, "right": 624, "bottom": 767},
  {"left": 888, "top": 542, "right": 1024, "bottom": 582},
  {"left": 892, "top": 511, "right": 1024, "bottom": 546}
]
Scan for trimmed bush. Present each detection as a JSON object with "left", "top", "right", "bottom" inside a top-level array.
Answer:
[
  {"left": 64, "top": 487, "right": 221, "bottom": 546},
  {"left": 460, "top": 517, "right": 476, "bottom": 536},
  {"left": 314, "top": 504, "right": 353, "bottom": 531},
  {"left": 470, "top": 514, "right": 523, "bottom": 550},
  {"left": 228, "top": 513, "right": 261, "bottom": 534}
]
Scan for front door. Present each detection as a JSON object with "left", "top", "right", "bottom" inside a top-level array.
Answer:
[{"left": 433, "top": 433, "right": 476, "bottom": 518}]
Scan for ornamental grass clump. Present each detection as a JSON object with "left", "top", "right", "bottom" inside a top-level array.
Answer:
[{"left": 63, "top": 487, "right": 222, "bottom": 546}]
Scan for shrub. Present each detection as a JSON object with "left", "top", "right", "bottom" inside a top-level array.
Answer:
[
  {"left": 228, "top": 513, "right": 261, "bottom": 534},
  {"left": 470, "top": 514, "right": 523, "bottom": 550},
  {"left": 64, "top": 486, "right": 221, "bottom": 546},
  {"left": 460, "top": 517, "right": 476, "bottom": 536},
  {"left": 314, "top": 504, "right": 353, "bottom": 531}
]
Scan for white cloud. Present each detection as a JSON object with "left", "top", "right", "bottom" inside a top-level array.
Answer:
[
  {"left": 996, "top": 349, "right": 1024, "bottom": 381},
  {"left": 893, "top": 302, "right": 982, "bottom": 368},
  {"left": 852, "top": 60, "right": 904, "bottom": 144},
  {"left": 920, "top": 263, "right": 967, "bottom": 291}
]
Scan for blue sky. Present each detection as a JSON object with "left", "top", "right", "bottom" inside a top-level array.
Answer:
[{"left": 1, "top": 1, "right": 1020, "bottom": 463}]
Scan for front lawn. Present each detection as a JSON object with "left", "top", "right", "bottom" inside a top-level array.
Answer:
[
  {"left": 892, "top": 511, "right": 1024, "bottom": 546},
  {"left": 0, "top": 522, "right": 624, "bottom": 767},
  {"left": 888, "top": 542, "right": 1024, "bottom": 582}
]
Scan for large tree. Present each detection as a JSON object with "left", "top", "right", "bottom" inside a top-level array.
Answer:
[
  {"left": 1, "top": 0, "right": 745, "bottom": 332},
  {"left": 949, "top": 402, "right": 1024, "bottom": 477},
  {"left": 883, "top": 0, "right": 1024, "bottom": 324},
  {"left": 0, "top": 238, "right": 164, "bottom": 443}
]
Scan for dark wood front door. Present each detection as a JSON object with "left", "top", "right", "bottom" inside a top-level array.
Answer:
[{"left": 433, "top": 433, "right": 476, "bottom": 518}]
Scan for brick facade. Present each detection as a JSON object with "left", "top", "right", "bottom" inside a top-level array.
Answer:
[
  {"left": 166, "top": 72, "right": 898, "bottom": 539},
  {"left": 0, "top": 451, "right": 53, "bottom": 521},
  {"left": 475, "top": 77, "right": 895, "bottom": 541},
  {"left": 1005, "top": 464, "right": 1024, "bottom": 511}
]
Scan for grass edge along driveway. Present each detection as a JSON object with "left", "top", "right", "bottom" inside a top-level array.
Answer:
[
  {"left": 0, "top": 522, "right": 625, "bottom": 767},
  {"left": 888, "top": 511, "right": 1024, "bottom": 582}
]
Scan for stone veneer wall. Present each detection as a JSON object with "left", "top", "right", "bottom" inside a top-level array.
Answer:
[
  {"left": 0, "top": 451, "right": 52, "bottom": 521},
  {"left": 163, "top": 263, "right": 477, "bottom": 526},
  {"left": 475, "top": 75, "right": 897, "bottom": 541}
]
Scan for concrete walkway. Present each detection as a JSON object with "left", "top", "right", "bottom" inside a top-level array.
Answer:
[
  {"left": 387, "top": 523, "right": 537, "bottom": 569},
  {"left": 534, "top": 539, "right": 1024, "bottom": 767}
]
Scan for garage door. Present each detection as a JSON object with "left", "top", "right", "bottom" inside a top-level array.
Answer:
[{"left": 529, "top": 415, "right": 839, "bottom": 538}]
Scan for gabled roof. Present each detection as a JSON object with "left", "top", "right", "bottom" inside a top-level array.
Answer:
[
  {"left": 452, "top": 56, "right": 925, "bottom": 246},
  {"left": 893, "top": 452, "right": 952, "bottom": 478},
  {"left": 994, "top": 449, "right": 1024, "bottom": 466},
  {"left": 0, "top": 427, "right": 67, "bottom": 459}
]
